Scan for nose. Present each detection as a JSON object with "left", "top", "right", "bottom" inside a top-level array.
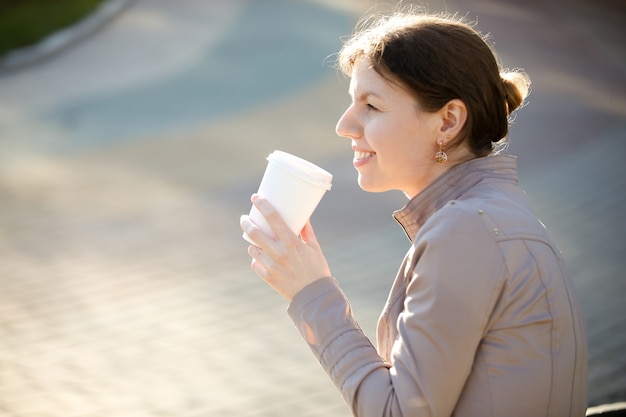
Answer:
[{"left": 335, "top": 104, "right": 360, "bottom": 140}]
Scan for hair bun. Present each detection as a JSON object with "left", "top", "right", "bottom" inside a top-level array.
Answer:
[{"left": 501, "top": 70, "right": 531, "bottom": 114}]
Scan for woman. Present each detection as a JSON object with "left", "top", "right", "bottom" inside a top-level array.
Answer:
[{"left": 239, "top": 10, "right": 588, "bottom": 417}]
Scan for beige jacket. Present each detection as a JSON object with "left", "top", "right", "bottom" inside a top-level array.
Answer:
[{"left": 288, "top": 156, "right": 588, "bottom": 417}]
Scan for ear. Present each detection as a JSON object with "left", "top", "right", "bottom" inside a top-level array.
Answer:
[{"left": 439, "top": 99, "right": 467, "bottom": 138}]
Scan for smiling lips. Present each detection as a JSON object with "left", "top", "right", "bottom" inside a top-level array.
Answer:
[{"left": 354, "top": 150, "right": 376, "bottom": 161}]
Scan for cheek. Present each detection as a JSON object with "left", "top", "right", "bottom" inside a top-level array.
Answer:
[
  {"left": 377, "top": 125, "right": 419, "bottom": 159},
  {"left": 367, "top": 119, "right": 401, "bottom": 149},
  {"left": 386, "top": 135, "right": 432, "bottom": 181}
]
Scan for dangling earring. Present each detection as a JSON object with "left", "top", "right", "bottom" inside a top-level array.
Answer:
[{"left": 435, "top": 139, "right": 448, "bottom": 164}]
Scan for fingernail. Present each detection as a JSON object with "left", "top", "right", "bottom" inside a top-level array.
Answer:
[{"left": 240, "top": 215, "right": 253, "bottom": 232}]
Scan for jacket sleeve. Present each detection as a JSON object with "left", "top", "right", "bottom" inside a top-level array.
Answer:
[
  {"left": 287, "top": 277, "right": 391, "bottom": 410},
  {"left": 287, "top": 208, "right": 506, "bottom": 417}
]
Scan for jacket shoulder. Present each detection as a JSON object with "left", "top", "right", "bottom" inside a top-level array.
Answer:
[{"left": 427, "top": 192, "right": 550, "bottom": 244}]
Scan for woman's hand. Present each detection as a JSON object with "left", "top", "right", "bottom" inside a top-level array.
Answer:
[{"left": 240, "top": 194, "right": 331, "bottom": 301}]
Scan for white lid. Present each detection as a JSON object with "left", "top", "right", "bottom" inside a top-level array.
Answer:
[{"left": 267, "top": 150, "right": 332, "bottom": 190}]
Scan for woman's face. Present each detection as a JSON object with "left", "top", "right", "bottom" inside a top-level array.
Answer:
[{"left": 335, "top": 59, "right": 443, "bottom": 198}]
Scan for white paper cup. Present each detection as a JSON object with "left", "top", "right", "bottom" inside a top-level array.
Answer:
[{"left": 243, "top": 150, "right": 332, "bottom": 245}]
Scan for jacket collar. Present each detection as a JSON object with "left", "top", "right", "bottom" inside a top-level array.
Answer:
[{"left": 393, "top": 155, "right": 519, "bottom": 243}]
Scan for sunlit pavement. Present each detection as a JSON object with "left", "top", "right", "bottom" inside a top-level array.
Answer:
[{"left": 0, "top": 0, "right": 624, "bottom": 415}]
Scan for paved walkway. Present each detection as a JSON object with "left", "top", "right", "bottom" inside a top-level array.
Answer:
[{"left": 0, "top": 0, "right": 624, "bottom": 415}]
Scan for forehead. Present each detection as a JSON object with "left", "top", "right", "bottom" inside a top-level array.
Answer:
[
  {"left": 349, "top": 60, "right": 389, "bottom": 95},
  {"left": 348, "top": 59, "right": 410, "bottom": 100}
]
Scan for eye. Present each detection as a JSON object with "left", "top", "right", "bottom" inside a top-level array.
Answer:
[{"left": 366, "top": 103, "right": 379, "bottom": 111}]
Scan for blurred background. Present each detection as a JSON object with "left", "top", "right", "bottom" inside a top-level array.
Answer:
[{"left": 0, "top": 0, "right": 624, "bottom": 415}]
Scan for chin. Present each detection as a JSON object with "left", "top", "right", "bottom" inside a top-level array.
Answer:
[{"left": 357, "top": 177, "right": 389, "bottom": 193}]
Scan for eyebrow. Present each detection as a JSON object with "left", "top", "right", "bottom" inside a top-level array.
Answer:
[{"left": 350, "top": 89, "right": 384, "bottom": 101}]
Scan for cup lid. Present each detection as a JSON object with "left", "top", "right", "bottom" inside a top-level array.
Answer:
[{"left": 267, "top": 150, "right": 332, "bottom": 190}]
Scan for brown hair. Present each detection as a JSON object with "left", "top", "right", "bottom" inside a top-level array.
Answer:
[{"left": 337, "top": 11, "right": 530, "bottom": 157}]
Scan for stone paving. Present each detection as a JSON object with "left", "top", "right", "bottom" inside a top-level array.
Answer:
[{"left": 0, "top": 0, "right": 625, "bottom": 416}]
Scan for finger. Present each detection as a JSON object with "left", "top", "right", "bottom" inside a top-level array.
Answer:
[
  {"left": 250, "top": 257, "right": 268, "bottom": 279},
  {"left": 240, "top": 215, "right": 268, "bottom": 248},
  {"left": 247, "top": 244, "right": 268, "bottom": 274},
  {"left": 251, "top": 197, "right": 295, "bottom": 241}
]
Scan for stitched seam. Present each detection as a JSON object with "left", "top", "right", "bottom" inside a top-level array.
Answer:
[{"left": 522, "top": 239, "right": 556, "bottom": 415}]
